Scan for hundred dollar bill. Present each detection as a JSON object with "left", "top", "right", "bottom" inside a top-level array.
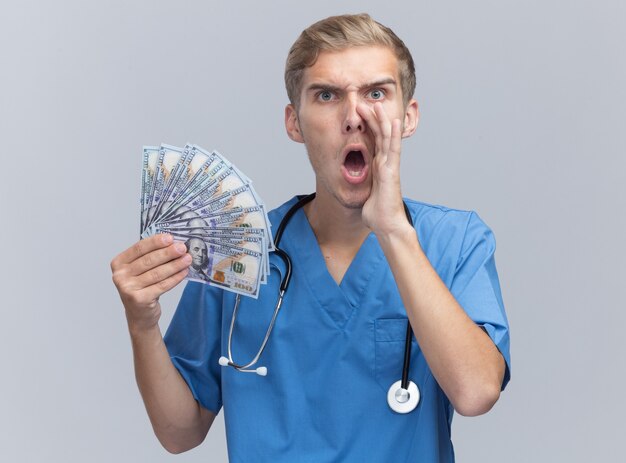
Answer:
[
  {"left": 152, "top": 224, "right": 265, "bottom": 240},
  {"left": 149, "top": 144, "right": 193, "bottom": 214},
  {"left": 213, "top": 150, "right": 252, "bottom": 185},
  {"left": 205, "top": 236, "right": 269, "bottom": 284},
  {"left": 179, "top": 184, "right": 272, "bottom": 240},
  {"left": 169, "top": 146, "right": 218, "bottom": 200},
  {"left": 148, "top": 143, "right": 194, "bottom": 223},
  {"left": 140, "top": 146, "right": 160, "bottom": 233},
  {"left": 148, "top": 224, "right": 271, "bottom": 281},
  {"left": 168, "top": 146, "right": 224, "bottom": 205},
  {"left": 219, "top": 186, "right": 273, "bottom": 250},
  {"left": 156, "top": 160, "right": 231, "bottom": 223},
  {"left": 151, "top": 205, "right": 270, "bottom": 237},
  {"left": 167, "top": 231, "right": 266, "bottom": 259},
  {"left": 184, "top": 239, "right": 264, "bottom": 298},
  {"left": 144, "top": 144, "right": 185, "bottom": 229},
  {"left": 145, "top": 223, "right": 269, "bottom": 272},
  {"left": 169, "top": 223, "right": 266, "bottom": 251},
  {"left": 170, "top": 160, "right": 251, "bottom": 217},
  {"left": 145, "top": 223, "right": 268, "bottom": 240}
]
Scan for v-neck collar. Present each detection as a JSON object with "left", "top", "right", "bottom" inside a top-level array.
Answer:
[{"left": 287, "top": 206, "right": 386, "bottom": 330}]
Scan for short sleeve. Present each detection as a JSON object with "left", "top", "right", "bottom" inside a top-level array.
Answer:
[
  {"left": 163, "top": 281, "right": 223, "bottom": 413},
  {"left": 450, "top": 212, "right": 511, "bottom": 390}
]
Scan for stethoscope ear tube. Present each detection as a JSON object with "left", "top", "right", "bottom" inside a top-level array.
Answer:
[
  {"left": 221, "top": 289, "right": 288, "bottom": 376},
  {"left": 219, "top": 194, "right": 314, "bottom": 376}
]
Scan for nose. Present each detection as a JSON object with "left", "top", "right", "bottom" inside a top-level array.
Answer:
[{"left": 343, "top": 96, "right": 365, "bottom": 134}]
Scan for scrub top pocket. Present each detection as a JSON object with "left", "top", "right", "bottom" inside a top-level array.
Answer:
[{"left": 374, "top": 318, "right": 411, "bottom": 391}]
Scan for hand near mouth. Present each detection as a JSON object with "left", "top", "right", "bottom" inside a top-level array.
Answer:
[{"left": 358, "top": 102, "right": 413, "bottom": 238}]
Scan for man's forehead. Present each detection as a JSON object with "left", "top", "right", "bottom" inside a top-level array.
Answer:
[{"left": 302, "top": 46, "right": 400, "bottom": 89}]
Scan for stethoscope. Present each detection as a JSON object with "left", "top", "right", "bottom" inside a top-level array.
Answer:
[{"left": 218, "top": 193, "right": 420, "bottom": 414}]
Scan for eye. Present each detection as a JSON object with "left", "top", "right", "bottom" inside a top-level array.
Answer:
[
  {"left": 368, "top": 89, "right": 385, "bottom": 100},
  {"left": 317, "top": 90, "right": 334, "bottom": 102}
]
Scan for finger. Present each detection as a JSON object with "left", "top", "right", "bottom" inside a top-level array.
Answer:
[
  {"left": 136, "top": 253, "right": 192, "bottom": 289},
  {"left": 388, "top": 118, "right": 402, "bottom": 169},
  {"left": 128, "top": 241, "right": 188, "bottom": 277},
  {"left": 111, "top": 234, "right": 173, "bottom": 268},
  {"left": 373, "top": 103, "right": 392, "bottom": 152},
  {"left": 356, "top": 103, "right": 383, "bottom": 146},
  {"left": 144, "top": 267, "right": 190, "bottom": 301}
]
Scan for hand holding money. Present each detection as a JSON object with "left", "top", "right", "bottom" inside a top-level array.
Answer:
[{"left": 111, "top": 234, "right": 191, "bottom": 332}]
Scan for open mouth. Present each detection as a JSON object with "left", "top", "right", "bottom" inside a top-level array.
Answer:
[
  {"left": 344, "top": 150, "right": 366, "bottom": 177},
  {"left": 341, "top": 146, "right": 369, "bottom": 184}
]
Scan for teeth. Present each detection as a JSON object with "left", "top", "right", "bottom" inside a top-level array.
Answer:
[{"left": 348, "top": 170, "right": 360, "bottom": 177}]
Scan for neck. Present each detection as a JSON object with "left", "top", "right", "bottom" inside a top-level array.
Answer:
[{"left": 303, "top": 189, "right": 371, "bottom": 247}]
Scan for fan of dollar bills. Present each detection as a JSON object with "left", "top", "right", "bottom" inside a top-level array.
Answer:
[{"left": 140, "top": 143, "right": 274, "bottom": 298}]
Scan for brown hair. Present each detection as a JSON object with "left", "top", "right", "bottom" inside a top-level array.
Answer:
[{"left": 285, "top": 13, "right": 416, "bottom": 108}]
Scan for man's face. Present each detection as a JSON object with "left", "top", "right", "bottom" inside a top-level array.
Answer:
[
  {"left": 187, "top": 238, "right": 207, "bottom": 269},
  {"left": 285, "top": 45, "right": 418, "bottom": 209}
]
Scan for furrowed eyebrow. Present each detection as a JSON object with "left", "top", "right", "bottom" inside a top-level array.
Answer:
[
  {"left": 305, "top": 78, "right": 397, "bottom": 93},
  {"left": 363, "top": 78, "right": 397, "bottom": 89},
  {"left": 305, "top": 83, "right": 342, "bottom": 93}
]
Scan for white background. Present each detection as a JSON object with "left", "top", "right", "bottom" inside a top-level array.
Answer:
[{"left": 1, "top": 1, "right": 624, "bottom": 461}]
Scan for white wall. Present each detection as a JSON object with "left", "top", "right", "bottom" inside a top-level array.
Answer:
[{"left": 1, "top": 1, "right": 624, "bottom": 461}]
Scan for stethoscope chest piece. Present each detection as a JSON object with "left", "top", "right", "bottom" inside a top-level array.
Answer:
[{"left": 387, "top": 380, "right": 420, "bottom": 414}]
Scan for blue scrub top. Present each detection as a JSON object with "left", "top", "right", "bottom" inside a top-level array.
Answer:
[{"left": 164, "top": 197, "right": 511, "bottom": 463}]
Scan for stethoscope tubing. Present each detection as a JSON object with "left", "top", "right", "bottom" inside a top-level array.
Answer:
[
  {"left": 219, "top": 194, "right": 313, "bottom": 375},
  {"left": 400, "top": 201, "right": 414, "bottom": 391},
  {"left": 220, "top": 193, "right": 419, "bottom": 412}
]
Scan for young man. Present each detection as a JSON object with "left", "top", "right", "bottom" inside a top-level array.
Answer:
[{"left": 111, "top": 13, "right": 510, "bottom": 462}]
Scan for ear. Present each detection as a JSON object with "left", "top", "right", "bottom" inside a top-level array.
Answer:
[
  {"left": 401, "top": 98, "right": 419, "bottom": 139},
  {"left": 285, "top": 104, "right": 305, "bottom": 143}
]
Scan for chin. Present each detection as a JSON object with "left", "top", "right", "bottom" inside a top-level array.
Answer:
[
  {"left": 339, "top": 198, "right": 366, "bottom": 209},
  {"left": 335, "top": 187, "right": 370, "bottom": 210}
]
